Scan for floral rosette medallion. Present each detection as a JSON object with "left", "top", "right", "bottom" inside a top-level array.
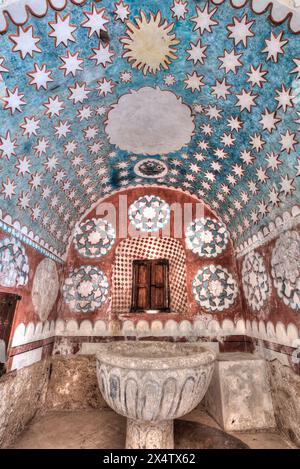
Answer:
[
  {"left": 271, "top": 230, "right": 300, "bottom": 309},
  {"left": 63, "top": 265, "right": 109, "bottom": 313},
  {"left": 73, "top": 218, "right": 116, "bottom": 258},
  {"left": 193, "top": 265, "right": 238, "bottom": 311},
  {"left": 128, "top": 195, "right": 170, "bottom": 232},
  {"left": 0, "top": 237, "right": 29, "bottom": 287},
  {"left": 242, "top": 251, "right": 270, "bottom": 311},
  {"left": 186, "top": 217, "right": 229, "bottom": 258}
]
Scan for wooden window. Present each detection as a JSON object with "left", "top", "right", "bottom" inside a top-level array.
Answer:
[
  {"left": 0, "top": 292, "right": 20, "bottom": 377},
  {"left": 131, "top": 259, "right": 170, "bottom": 312}
]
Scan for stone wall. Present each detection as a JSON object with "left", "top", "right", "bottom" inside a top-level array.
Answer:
[
  {"left": 0, "top": 359, "right": 50, "bottom": 448},
  {"left": 1, "top": 355, "right": 300, "bottom": 449},
  {"left": 45, "top": 355, "right": 107, "bottom": 411},
  {"left": 0, "top": 355, "right": 107, "bottom": 448},
  {"left": 267, "top": 360, "right": 300, "bottom": 447},
  {"left": 0, "top": 228, "right": 63, "bottom": 373},
  {"left": 1, "top": 191, "right": 299, "bottom": 448}
]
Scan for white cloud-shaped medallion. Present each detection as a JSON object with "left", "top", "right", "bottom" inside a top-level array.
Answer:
[
  {"left": 32, "top": 259, "right": 59, "bottom": 321},
  {"left": 105, "top": 87, "right": 195, "bottom": 155}
]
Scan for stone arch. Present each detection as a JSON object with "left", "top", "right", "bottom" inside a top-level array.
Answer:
[{"left": 112, "top": 237, "right": 188, "bottom": 314}]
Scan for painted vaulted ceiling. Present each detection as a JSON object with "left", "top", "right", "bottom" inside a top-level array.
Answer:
[{"left": 0, "top": 0, "right": 299, "bottom": 261}]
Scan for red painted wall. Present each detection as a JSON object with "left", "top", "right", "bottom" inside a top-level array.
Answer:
[
  {"left": 0, "top": 229, "right": 63, "bottom": 347},
  {"left": 237, "top": 227, "right": 300, "bottom": 329},
  {"left": 60, "top": 187, "right": 243, "bottom": 326}
]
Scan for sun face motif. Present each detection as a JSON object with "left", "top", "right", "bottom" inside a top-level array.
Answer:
[{"left": 121, "top": 11, "right": 179, "bottom": 75}]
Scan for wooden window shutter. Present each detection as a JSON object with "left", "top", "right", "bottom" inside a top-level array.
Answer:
[
  {"left": 131, "top": 259, "right": 170, "bottom": 312},
  {"left": 131, "top": 260, "right": 151, "bottom": 311},
  {"left": 150, "top": 259, "right": 169, "bottom": 311}
]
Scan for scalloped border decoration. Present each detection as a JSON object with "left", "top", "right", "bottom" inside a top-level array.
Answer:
[
  {"left": 212, "top": 0, "right": 300, "bottom": 33},
  {"left": 0, "top": 0, "right": 87, "bottom": 33},
  {"left": 0, "top": 208, "right": 64, "bottom": 263},
  {"left": 1, "top": 0, "right": 299, "bottom": 34},
  {"left": 236, "top": 205, "right": 300, "bottom": 258},
  {"left": 11, "top": 317, "right": 300, "bottom": 348}
]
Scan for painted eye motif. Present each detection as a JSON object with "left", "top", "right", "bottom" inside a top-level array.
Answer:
[{"left": 134, "top": 159, "right": 168, "bottom": 179}]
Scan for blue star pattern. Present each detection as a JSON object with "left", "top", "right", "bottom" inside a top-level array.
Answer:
[{"left": 0, "top": 0, "right": 298, "bottom": 259}]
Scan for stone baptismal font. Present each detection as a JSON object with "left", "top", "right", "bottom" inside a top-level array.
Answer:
[{"left": 96, "top": 341, "right": 216, "bottom": 449}]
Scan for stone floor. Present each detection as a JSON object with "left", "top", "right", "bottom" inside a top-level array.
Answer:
[{"left": 12, "top": 407, "right": 295, "bottom": 449}]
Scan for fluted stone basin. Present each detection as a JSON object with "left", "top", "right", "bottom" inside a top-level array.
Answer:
[{"left": 96, "top": 341, "right": 216, "bottom": 449}]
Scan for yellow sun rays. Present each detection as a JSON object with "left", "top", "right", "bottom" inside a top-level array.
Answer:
[{"left": 121, "top": 11, "right": 179, "bottom": 75}]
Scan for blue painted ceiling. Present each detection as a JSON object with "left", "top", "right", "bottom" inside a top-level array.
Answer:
[{"left": 0, "top": 0, "right": 299, "bottom": 259}]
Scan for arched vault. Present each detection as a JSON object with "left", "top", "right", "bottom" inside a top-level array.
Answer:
[{"left": 0, "top": 0, "right": 299, "bottom": 260}]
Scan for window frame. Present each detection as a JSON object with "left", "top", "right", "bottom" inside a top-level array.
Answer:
[{"left": 131, "top": 258, "right": 170, "bottom": 313}]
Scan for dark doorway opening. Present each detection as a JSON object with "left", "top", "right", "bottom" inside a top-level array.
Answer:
[{"left": 0, "top": 292, "right": 20, "bottom": 377}]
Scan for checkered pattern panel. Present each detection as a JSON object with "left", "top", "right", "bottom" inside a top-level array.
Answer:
[{"left": 112, "top": 237, "right": 188, "bottom": 314}]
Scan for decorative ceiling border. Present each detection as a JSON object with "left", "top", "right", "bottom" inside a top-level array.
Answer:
[
  {"left": 212, "top": 0, "right": 300, "bottom": 33},
  {"left": 0, "top": 0, "right": 299, "bottom": 33},
  {"left": 0, "top": 0, "right": 88, "bottom": 33},
  {"left": 0, "top": 208, "right": 64, "bottom": 263},
  {"left": 235, "top": 204, "right": 300, "bottom": 258}
]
